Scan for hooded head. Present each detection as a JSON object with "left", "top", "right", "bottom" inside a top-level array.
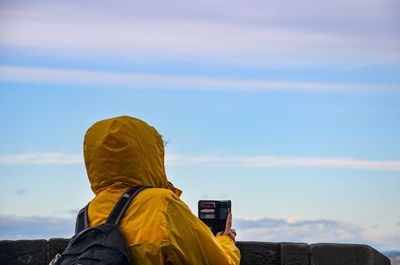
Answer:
[{"left": 83, "top": 116, "right": 181, "bottom": 196}]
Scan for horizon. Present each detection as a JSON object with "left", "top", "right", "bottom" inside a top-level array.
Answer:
[{"left": 0, "top": 0, "right": 399, "bottom": 252}]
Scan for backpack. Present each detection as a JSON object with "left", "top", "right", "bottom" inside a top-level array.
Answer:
[{"left": 50, "top": 186, "right": 150, "bottom": 265}]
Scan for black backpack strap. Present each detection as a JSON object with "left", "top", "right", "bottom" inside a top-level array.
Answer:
[
  {"left": 106, "top": 186, "right": 150, "bottom": 225},
  {"left": 75, "top": 203, "right": 89, "bottom": 234}
]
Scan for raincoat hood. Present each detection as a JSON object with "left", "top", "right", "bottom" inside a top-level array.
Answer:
[{"left": 84, "top": 116, "right": 181, "bottom": 195}]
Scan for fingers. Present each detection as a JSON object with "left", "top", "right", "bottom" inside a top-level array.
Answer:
[
  {"left": 216, "top": 212, "right": 236, "bottom": 242},
  {"left": 224, "top": 212, "right": 232, "bottom": 234}
]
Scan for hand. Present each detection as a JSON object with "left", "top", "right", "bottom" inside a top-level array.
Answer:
[{"left": 216, "top": 212, "right": 237, "bottom": 242}]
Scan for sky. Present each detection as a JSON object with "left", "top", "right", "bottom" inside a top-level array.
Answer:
[{"left": 0, "top": 0, "right": 400, "bottom": 252}]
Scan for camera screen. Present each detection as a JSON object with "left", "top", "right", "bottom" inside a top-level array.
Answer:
[
  {"left": 198, "top": 200, "right": 231, "bottom": 235},
  {"left": 199, "top": 202, "right": 216, "bottom": 219},
  {"left": 219, "top": 207, "right": 228, "bottom": 219}
]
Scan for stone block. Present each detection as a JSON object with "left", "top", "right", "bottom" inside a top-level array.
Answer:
[
  {"left": 0, "top": 240, "right": 47, "bottom": 265},
  {"left": 0, "top": 239, "right": 392, "bottom": 265},
  {"left": 281, "top": 242, "right": 309, "bottom": 265},
  {"left": 237, "top": 241, "right": 281, "bottom": 265},
  {"left": 310, "top": 243, "right": 390, "bottom": 265},
  {"left": 366, "top": 246, "right": 392, "bottom": 265},
  {"left": 47, "top": 238, "right": 69, "bottom": 264}
]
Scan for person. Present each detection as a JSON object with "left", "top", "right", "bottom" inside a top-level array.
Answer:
[{"left": 83, "top": 116, "right": 241, "bottom": 265}]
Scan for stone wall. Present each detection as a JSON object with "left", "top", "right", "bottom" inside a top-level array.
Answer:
[{"left": 0, "top": 239, "right": 391, "bottom": 265}]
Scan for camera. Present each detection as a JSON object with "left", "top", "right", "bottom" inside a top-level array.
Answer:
[{"left": 198, "top": 200, "right": 231, "bottom": 235}]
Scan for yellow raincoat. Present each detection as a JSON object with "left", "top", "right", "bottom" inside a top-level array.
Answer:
[{"left": 83, "top": 116, "right": 240, "bottom": 265}]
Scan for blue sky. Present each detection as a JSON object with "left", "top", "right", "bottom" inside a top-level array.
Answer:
[{"left": 0, "top": 0, "right": 399, "bottom": 251}]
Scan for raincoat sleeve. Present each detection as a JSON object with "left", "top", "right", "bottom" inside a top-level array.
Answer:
[{"left": 165, "top": 193, "right": 241, "bottom": 265}]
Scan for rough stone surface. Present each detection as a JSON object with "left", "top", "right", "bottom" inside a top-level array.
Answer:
[
  {"left": 310, "top": 243, "right": 391, "bottom": 265},
  {"left": 0, "top": 240, "right": 47, "bottom": 265},
  {"left": 47, "top": 238, "right": 69, "bottom": 264},
  {"left": 281, "top": 242, "right": 309, "bottom": 265},
  {"left": 237, "top": 241, "right": 280, "bottom": 265},
  {"left": 0, "top": 239, "right": 391, "bottom": 265},
  {"left": 369, "top": 247, "right": 395, "bottom": 265}
]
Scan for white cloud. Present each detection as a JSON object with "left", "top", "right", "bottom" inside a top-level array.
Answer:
[
  {"left": 234, "top": 217, "right": 400, "bottom": 250},
  {"left": 0, "top": 0, "right": 399, "bottom": 65},
  {"left": 0, "top": 153, "right": 83, "bottom": 165},
  {"left": 1, "top": 66, "right": 396, "bottom": 91},
  {"left": 2, "top": 19, "right": 392, "bottom": 57},
  {"left": 1, "top": 214, "right": 398, "bottom": 251},
  {"left": 1, "top": 152, "right": 399, "bottom": 171},
  {"left": 167, "top": 154, "right": 400, "bottom": 171},
  {"left": 235, "top": 218, "right": 362, "bottom": 243},
  {"left": 0, "top": 215, "right": 74, "bottom": 240}
]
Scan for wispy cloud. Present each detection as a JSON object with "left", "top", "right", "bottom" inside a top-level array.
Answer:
[
  {"left": 1, "top": 152, "right": 400, "bottom": 171},
  {"left": 167, "top": 154, "right": 400, "bottom": 171},
  {"left": 235, "top": 217, "right": 363, "bottom": 243},
  {"left": 2, "top": 19, "right": 396, "bottom": 59},
  {"left": 0, "top": 215, "right": 74, "bottom": 240},
  {"left": 1, "top": 0, "right": 399, "bottom": 65},
  {"left": 1, "top": 214, "right": 398, "bottom": 250},
  {"left": 235, "top": 217, "right": 400, "bottom": 250},
  {"left": 0, "top": 153, "right": 83, "bottom": 165},
  {"left": 1, "top": 66, "right": 396, "bottom": 91},
  {"left": 15, "top": 189, "right": 28, "bottom": 195}
]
